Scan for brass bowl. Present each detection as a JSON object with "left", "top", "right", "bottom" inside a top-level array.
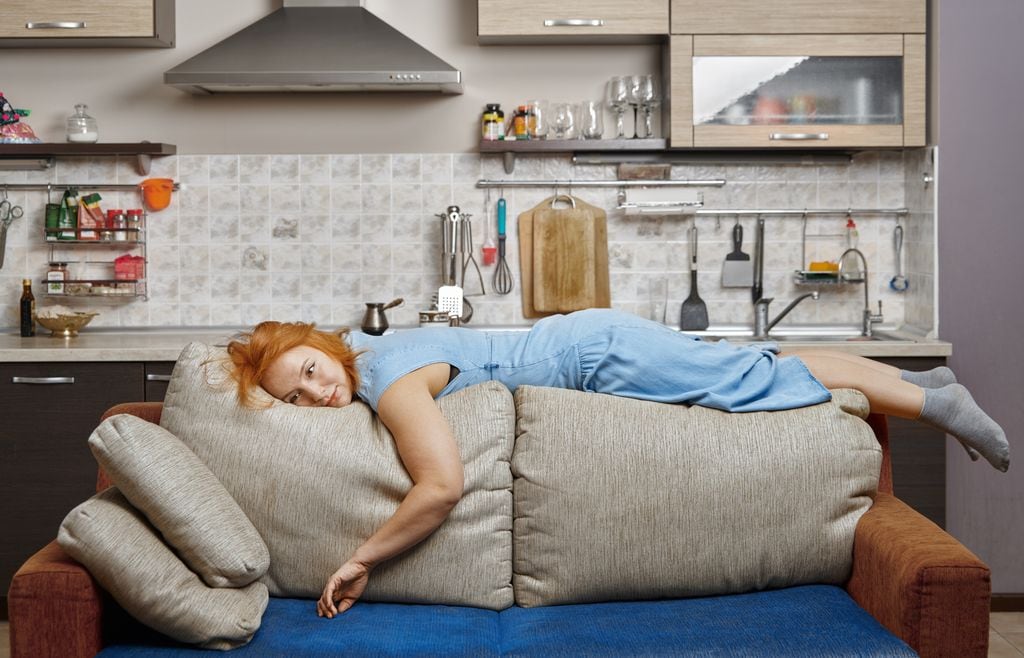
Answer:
[{"left": 36, "top": 312, "right": 99, "bottom": 337}]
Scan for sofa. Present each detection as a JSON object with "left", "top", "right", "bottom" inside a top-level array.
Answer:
[{"left": 7, "top": 344, "right": 992, "bottom": 658}]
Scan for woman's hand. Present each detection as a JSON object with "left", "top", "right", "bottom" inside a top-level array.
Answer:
[{"left": 318, "top": 558, "right": 372, "bottom": 619}]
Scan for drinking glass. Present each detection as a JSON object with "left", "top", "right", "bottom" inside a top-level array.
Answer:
[
  {"left": 625, "top": 75, "right": 644, "bottom": 138},
  {"left": 527, "top": 100, "right": 549, "bottom": 139},
  {"left": 579, "top": 100, "right": 604, "bottom": 139},
  {"left": 638, "top": 74, "right": 661, "bottom": 138},
  {"left": 552, "top": 102, "right": 576, "bottom": 140},
  {"left": 606, "top": 77, "right": 629, "bottom": 138}
]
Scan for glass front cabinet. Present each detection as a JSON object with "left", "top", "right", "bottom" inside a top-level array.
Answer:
[{"left": 667, "top": 0, "right": 926, "bottom": 148}]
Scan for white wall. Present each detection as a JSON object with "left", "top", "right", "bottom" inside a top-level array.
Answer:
[{"left": 1, "top": 0, "right": 659, "bottom": 153}]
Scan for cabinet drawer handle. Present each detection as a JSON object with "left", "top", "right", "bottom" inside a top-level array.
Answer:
[
  {"left": 543, "top": 19, "right": 605, "bottom": 27},
  {"left": 769, "top": 132, "right": 830, "bottom": 141},
  {"left": 12, "top": 376, "right": 75, "bottom": 385},
  {"left": 146, "top": 374, "right": 172, "bottom": 382},
  {"left": 25, "top": 21, "right": 87, "bottom": 30}
]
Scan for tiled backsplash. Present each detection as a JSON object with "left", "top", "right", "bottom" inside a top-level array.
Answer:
[{"left": 1, "top": 149, "right": 935, "bottom": 333}]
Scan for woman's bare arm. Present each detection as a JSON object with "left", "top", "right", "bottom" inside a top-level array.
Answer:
[{"left": 317, "top": 363, "right": 463, "bottom": 618}]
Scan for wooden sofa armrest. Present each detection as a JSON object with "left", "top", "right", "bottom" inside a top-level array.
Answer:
[
  {"left": 846, "top": 491, "right": 991, "bottom": 658},
  {"left": 7, "top": 540, "right": 104, "bottom": 658}
]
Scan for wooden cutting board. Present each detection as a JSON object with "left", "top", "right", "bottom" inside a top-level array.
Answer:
[{"left": 518, "top": 195, "right": 610, "bottom": 317}]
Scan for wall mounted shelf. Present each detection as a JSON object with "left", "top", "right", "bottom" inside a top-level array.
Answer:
[
  {"left": 479, "top": 138, "right": 667, "bottom": 173},
  {"left": 0, "top": 142, "right": 176, "bottom": 175}
]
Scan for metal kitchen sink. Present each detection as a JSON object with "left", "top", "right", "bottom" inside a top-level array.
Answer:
[{"left": 685, "top": 326, "right": 914, "bottom": 344}]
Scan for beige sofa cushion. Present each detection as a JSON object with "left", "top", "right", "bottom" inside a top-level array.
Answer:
[
  {"left": 58, "top": 488, "right": 268, "bottom": 650},
  {"left": 88, "top": 413, "right": 269, "bottom": 588},
  {"left": 159, "top": 342, "right": 515, "bottom": 610},
  {"left": 511, "top": 386, "right": 881, "bottom": 608}
]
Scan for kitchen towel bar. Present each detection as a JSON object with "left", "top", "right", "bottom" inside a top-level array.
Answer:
[{"left": 477, "top": 179, "right": 726, "bottom": 188}]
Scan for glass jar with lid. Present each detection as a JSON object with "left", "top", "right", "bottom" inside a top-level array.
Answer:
[{"left": 66, "top": 104, "right": 99, "bottom": 143}]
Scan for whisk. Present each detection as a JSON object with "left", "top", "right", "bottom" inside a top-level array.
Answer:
[{"left": 493, "top": 197, "right": 514, "bottom": 295}]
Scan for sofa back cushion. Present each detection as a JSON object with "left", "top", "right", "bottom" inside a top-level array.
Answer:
[
  {"left": 511, "top": 386, "right": 881, "bottom": 607},
  {"left": 159, "top": 342, "right": 515, "bottom": 610}
]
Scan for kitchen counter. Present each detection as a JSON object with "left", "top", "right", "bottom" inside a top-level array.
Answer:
[{"left": 0, "top": 324, "right": 952, "bottom": 362}]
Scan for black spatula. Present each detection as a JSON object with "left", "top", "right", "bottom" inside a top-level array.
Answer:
[{"left": 680, "top": 224, "right": 709, "bottom": 331}]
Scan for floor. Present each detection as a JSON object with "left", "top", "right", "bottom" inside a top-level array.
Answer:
[{"left": 2, "top": 614, "right": 1023, "bottom": 656}]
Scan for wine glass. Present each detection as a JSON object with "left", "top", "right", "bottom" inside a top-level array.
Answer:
[
  {"left": 625, "top": 75, "right": 644, "bottom": 138},
  {"left": 606, "top": 77, "right": 629, "bottom": 139},
  {"left": 638, "top": 74, "right": 661, "bottom": 138},
  {"left": 552, "top": 102, "right": 576, "bottom": 140}
]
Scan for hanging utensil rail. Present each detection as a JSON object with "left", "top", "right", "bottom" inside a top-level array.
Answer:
[
  {"left": 0, "top": 182, "right": 180, "bottom": 193},
  {"left": 694, "top": 208, "right": 908, "bottom": 217},
  {"left": 477, "top": 178, "right": 726, "bottom": 188}
]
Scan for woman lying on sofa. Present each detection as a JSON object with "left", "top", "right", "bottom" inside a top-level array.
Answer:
[{"left": 226, "top": 308, "right": 1008, "bottom": 620}]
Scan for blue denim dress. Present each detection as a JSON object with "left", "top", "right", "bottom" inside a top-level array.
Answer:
[{"left": 349, "top": 309, "right": 831, "bottom": 413}]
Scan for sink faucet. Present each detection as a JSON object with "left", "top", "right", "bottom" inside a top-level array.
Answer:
[
  {"left": 837, "top": 247, "right": 884, "bottom": 336},
  {"left": 751, "top": 217, "right": 820, "bottom": 339},
  {"left": 753, "top": 291, "right": 819, "bottom": 339}
]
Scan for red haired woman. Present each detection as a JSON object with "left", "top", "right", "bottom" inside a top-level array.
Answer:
[{"left": 227, "top": 309, "right": 1008, "bottom": 619}]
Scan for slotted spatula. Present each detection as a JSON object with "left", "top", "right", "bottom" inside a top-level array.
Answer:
[{"left": 680, "top": 224, "right": 709, "bottom": 331}]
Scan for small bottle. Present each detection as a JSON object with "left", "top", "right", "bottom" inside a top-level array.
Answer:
[
  {"left": 481, "top": 103, "right": 504, "bottom": 141},
  {"left": 66, "top": 103, "right": 99, "bottom": 143},
  {"left": 59, "top": 191, "right": 79, "bottom": 240},
  {"left": 109, "top": 209, "right": 127, "bottom": 241},
  {"left": 47, "top": 262, "right": 68, "bottom": 295},
  {"left": 840, "top": 217, "right": 862, "bottom": 279},
  {"left": 512, "top": 105, "right": 530, "bottom": 140},
  {"left": 20, "top": 279, "right": 35, "bottom": 337},
  {"left": 126, "top": 208, "right": 144, "bottom": 239}
]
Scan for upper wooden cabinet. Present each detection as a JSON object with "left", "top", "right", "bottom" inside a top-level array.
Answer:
[
  {"left": 669, "top": 34, "right": 926, "bottom": 148},
  {"left": 0, "top": 0, "right": 174, "bottom": 47},
  {"left": 478, "top": 0, "right": 669, "bottom": 44},
  {"left": 670, "top": 0, "right": 925, "bottom": 34}
]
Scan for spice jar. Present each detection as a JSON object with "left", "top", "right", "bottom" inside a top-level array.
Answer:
[
  {"left": 47, "top": 262, "right": 68, "bottom": 294},
  {"left": 481, "top": 103, "right": 505, "bottom": 141},
  {"left": 125, "top": 208, "right": 144, "bottom": 239},
  {"left": 108, "top": 208, "right": 127, "bottom": 241}
]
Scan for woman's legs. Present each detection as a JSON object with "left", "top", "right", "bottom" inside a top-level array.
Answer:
[
  {"left": 783, "top": 349, "right": 923, "bottom": 418},
  {"left": 783, "top": 349, "right": 1008, "bottom": 472}
]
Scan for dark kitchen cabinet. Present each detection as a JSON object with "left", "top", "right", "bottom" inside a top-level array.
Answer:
[
  {"left": 145, "top": 361, "right": 175, "bottom": 402},
  {"left": 0, "top": 361, "right": 144, "bottom": 619}
]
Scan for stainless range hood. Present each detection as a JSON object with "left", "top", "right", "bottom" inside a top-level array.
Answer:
[{"left": 164, "top": 0, "right": 462, "bottom": 94}]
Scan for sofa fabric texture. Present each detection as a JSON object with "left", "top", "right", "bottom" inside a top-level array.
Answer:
[
  {"left": 159, "top": 342, "right": 516, "bottom": 610},
  {"left": 511, "top": 385, "right": 881, "bottom": 607},
  {"left": 88, "top": 413, "right": 270, "bottom": 588},
  {"left": 56, "top": 488, "right": 269, "bottom": 650}
]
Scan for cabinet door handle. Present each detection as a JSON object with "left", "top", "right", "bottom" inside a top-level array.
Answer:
[
  {"left": 11, "top": 376, "right": 75, "bottom": 385},
  {"left": 146, "top": 374, "right": 172, "bottom": 382},
  {"left": 25, "top": 21, "right": 87, "bottom": 30},
  {"left": 543, "top": 19, "right": 605, "bottom": 27},
  {"left": 769, "top": 132, "right": 830, "bottom": 141}
]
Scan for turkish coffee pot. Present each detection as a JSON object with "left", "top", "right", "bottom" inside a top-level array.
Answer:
[{"left": 360, "top": 298, "right": 404, "bottom": 335}]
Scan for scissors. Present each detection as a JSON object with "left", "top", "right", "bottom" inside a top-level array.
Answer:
[{"left": 0, "top": 191, "right": 24, "bottom": 269}]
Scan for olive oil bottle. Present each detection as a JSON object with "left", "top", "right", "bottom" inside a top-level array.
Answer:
[{"left": 20, "top": 278, "right": 35, "bottom": 337}]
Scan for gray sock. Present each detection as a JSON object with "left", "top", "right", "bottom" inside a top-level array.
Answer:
[
  {"left": 918, "top": 384, "right": 1009, "bottom": 472},
  {"left": 901, "top": 366, "right": 958, "bottom": 388}
]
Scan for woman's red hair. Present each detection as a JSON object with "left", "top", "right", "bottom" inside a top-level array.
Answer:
[{"left": 226, "top": 321, "right": 362, "bottom": 408}]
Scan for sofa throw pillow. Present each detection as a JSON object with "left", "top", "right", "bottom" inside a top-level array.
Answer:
[
  {"left": 58, "top": 487, "right": 269, "bottom": 650},
  {"left": 88, "top": 413, "right": 270, "bottom": 588},
  {"left": 159, "top": 342, "right": 515, "bottom": 611},
  {"left": 511, "top": 386, "right": 881, "bottom": 608}
]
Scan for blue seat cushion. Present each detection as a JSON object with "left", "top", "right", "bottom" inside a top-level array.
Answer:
[{"left": 98, "top": 585, "right": 915, "bottom": 657}]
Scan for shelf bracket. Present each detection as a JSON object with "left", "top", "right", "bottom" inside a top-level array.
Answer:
[
  {"left": 502, "top": 152, "right": 515, "bottom": 174},
  {"left": 135, "top": 153, "right": 153, "bottom": 176}
]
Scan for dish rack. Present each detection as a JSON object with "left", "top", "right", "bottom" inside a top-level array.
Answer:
[{"left": 793, "top": 214, "right": 864, "bottom": 286}]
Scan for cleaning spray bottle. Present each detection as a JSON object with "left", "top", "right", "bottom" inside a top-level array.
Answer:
[{"left": 840, "top": 216, "right": 862, "bottom": 279}]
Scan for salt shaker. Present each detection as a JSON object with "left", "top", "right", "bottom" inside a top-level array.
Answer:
[{"left": 66, "top": 104, "right": 99, "bottom": 143}]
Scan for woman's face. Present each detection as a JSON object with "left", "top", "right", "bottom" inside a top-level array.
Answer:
[{"left": 261, "top": 345, "right": 353, "bottom": 408}]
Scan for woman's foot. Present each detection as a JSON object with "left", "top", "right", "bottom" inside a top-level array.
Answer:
[
  {"left": 901, "top": 366, "right": 957, "bottom": 388},
  {"left": 918, "top": 384, "right": 1009, "bottom": 472}
]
